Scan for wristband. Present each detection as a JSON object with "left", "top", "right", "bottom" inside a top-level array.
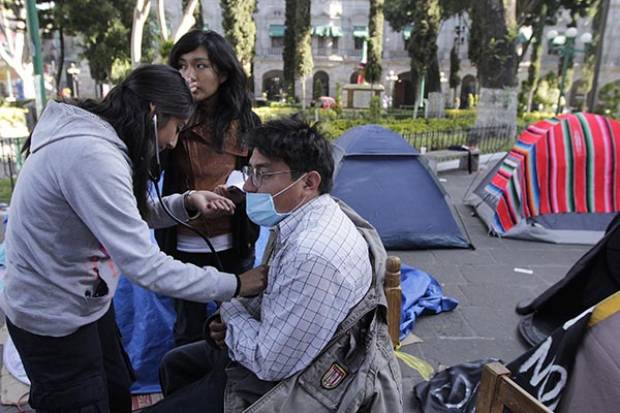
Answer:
[{"left": 184, "top": 190, "right": 202, "bottom": 220}]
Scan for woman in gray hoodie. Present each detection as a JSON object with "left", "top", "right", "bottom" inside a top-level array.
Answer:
[{"left": 0, "top": 64, "right": 266, "bottom": 413}]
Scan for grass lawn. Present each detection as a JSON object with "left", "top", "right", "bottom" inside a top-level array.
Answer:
[{"left": 0, "top": 178, "right": 13, "bottom": 204}]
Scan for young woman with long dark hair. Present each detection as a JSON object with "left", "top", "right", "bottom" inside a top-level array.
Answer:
[
  {"left": 0, "top": 64, "right": 266, "bottom": 413},
  {"left": 157, "top": 30, "right": 260, "bottom": 346}
]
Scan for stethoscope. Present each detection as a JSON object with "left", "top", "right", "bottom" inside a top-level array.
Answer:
[{"left": 149, "top": 114, "right": 224, "bottom": 270}]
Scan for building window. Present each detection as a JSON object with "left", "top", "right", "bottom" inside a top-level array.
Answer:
[
  {"left": 353, "top": 26, "right": 368, "bottom": 50},
  {"left": 354, "top": 37, "right": 365, "bottom": 50},
  {"left": 271, "top": 37, "right": 284, "bottom": 48},
  {"left": 402, "top": 24, "right": 413, "bottom": 50},
  {"left": 332, "top": 38, "right": 339, "bottom": 52}
]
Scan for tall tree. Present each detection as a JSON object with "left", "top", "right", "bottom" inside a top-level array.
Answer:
[
  {"left": 295, "top": 0, "right": 313, "bottom": 109},
  {"left": 471, "top": 0, "right": 519, "bottom": 130},
  {"left": 449, "top": 42, "right": 460, "bottom": 106},
  {"left": 583, "top": 0, "right": 608, "bottom": 111},
  {"left": 58, "top": 0, "right": 135, "bottom": 88},
  {"left": 221, "top": 0, "right": 257, "bottom": 78},
  {"left": 385, "top": 0, "right": 462, "bottom": 115},
  {"left": 0, "top": 0, "right": 35, "bottom": 98},
  {"left": 409, "top": 0, "right": 441, "bottom": 116},
  {"left": 515, "top": 0, "right": 596, "bottom": 113},
  {"left": 155, "top": 0, "right": 200, "bottom": 60},
  {"left": 365, "top": 0, "right": 384, "bottom": 84},
  {"left": 131, "top": 0, "right": 151, "bottom": 66},
  {"left": 176, "top": 0, "right": 200, "bottom": 41},
  {"left": 518, "top": 4, "right": 548, "bottom": 113},
  {"left": 282, "top": 0, "right": 297, "bottom": 98}
]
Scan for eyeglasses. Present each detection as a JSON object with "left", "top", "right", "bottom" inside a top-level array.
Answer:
[{"left": 242, "top": 166, "right": 295, "bottom": 187}]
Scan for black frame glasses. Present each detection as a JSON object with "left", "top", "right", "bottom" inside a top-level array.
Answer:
[{"left": 241, "top": 166, "right": 296, "bottom": 187}]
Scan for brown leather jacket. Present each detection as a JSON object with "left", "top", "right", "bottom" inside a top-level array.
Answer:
[{"left": 154, "top": 101, "right": 258, "bottom": 267}]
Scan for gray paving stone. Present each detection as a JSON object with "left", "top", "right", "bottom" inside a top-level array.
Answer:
[
  {"left": 408, "top": 264, "right": 468, "bottom": 285},
  {"left": 458, "top": 283, "right": 537, "bottom": 309},
  {"left": 488, "top": 248, "right": 589, "bottom": 266},
  {"left": 393, "top": 250, "right": 437, "bottom": 266},
  {"left": 460, "top": 306, "right": 524, "bottom": 341},
  {"left": 459, "top": 264, "right": 544, "bottom": 286},
  {"left": 431, "top": 249, "right": 497, "bottom": 265}
]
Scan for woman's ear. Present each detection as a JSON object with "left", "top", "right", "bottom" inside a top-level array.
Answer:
[
  {"left": 218, "top": 72, "right": 228, "bottom": 85},
  {"left": 149, "top": 103, "right": 156, "bottom": 115}
]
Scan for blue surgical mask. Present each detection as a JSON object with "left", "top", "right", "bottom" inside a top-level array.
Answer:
[{"left": 246, "top": 175, "right": 306, "bottom": 227}]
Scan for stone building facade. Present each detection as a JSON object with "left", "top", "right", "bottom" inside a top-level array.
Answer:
[{"left": 202, "top": 0, "right": 620, "bottom": 110}]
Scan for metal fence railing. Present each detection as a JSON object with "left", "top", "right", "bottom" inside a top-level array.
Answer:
[
  {"left": 0, "top": 136, "right": 28, "bottom": 191},
  {"left": 402, "top": 125, "right": 517, "bottom": 154}
]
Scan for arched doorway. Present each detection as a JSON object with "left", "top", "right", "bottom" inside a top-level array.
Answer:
[
  {"left": 313, "top": 71, "right": 329, "bottom": 99},
  {"left": 392, "top": 72, "right": 414, "bottom": 108},
  {"left": 459, "top": 75, "right": 477, "bottom": 109},
  {"left": 262, "top": 70, "right": 284, "bottom": 101}
]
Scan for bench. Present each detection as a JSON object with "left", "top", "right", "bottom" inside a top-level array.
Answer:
[
  {"left": 423, "top": 148, "right": 480, "bottom": 174},
  {"left": 384, "top": 256, "right": 402, "bottom": 348},
  {"left": 476, "top": 362, "right": 552, "bottom": 413}
]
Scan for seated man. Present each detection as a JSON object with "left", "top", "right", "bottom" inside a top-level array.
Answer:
[{"left": 147, "top": 118, "right": 402, "bottom": 413}]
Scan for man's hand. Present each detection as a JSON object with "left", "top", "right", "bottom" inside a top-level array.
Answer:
[
  {"left": 185, "top": 190, "right": 235, "bottom": 218},
  {"left": 209, "top": 318, "right": 227, "bottom": 349},
  {"left": 237, "top": 265, "right": 268, "bottom": 297}
]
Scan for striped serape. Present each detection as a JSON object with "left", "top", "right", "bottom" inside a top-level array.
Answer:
[{"left": 484, "top": 113, "right": 620, "bottom": 234}]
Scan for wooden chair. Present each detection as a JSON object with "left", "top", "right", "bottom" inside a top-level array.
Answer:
[
  {"left": 475, "top": 362, "right": 553, "bottom": 413},
  {"left": 384, "top": 256, "right": 402, "bottom": 348}
]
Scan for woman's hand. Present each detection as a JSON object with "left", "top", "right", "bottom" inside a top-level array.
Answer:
[{"left": 185, "top": 190, "right": 235, "bottom": 219}]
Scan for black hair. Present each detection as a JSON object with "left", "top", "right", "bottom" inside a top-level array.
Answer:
[
  {"left": 169, "top": 30, "right": 258, "bottom": 150},
  {"left": 24, "top": 64, "right": 193, "bottom": 218},
  {"left": 247, "top": 117, "right": 334, "bottom": 194}
]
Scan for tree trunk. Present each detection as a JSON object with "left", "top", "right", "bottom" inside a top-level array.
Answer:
[
  {"left": 586, "top": 0, "right": 610, "bottom": 111},
  {"left": 473, "top": 0, "right": 518, "bottom": 131},
  {"left": 55, "top": 27, "right": 65, "bottom": 95},
  {"left": 365, "top": 0, "right": 384, "bottom": 84},
  {"left": 173, "top": 0, "right": 199, "bottom": 42},
  {"left": 301, "top": 76, "right": 307, "bottom": 110},
  {"left": 157, "top": 0, "right": 169, "bottom": 41},
  {"left": 525, "top": 12, "right": 545, "bottom": 113},
  {"left": 131, "top": 0, "right": 152, "bottom": 67},
  {"left": 295, "top": 0, "right": 313, "bottom": 107},
  {"left": 283, "top": 0, "right": 297, "bottom": 98},
  {"left": 221, "top": 0, "right": 257, "bottom": 77}
]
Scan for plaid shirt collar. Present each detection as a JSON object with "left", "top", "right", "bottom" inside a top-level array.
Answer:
[{"left": 276, "top": 194, "right": 330, "bottom": 244}]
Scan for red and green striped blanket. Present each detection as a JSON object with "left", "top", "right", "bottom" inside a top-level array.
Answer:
[{"left": 485, "top": 113, "right": 620, "bottom": 234}]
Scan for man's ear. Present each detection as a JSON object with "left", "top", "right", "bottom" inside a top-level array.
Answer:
[{"left": 304, "top": 171, "right": 322, "bottom": 192}]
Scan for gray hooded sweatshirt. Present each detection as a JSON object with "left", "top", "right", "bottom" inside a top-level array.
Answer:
[{"left": 0, "top": 101, "right": 238, "bottom": 337}]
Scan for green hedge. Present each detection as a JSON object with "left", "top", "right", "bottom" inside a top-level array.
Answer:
[
  {"left": 0, "top": 107, "right": 27, "bottom": 129},
  {"left": 254, "top": 105, "right": 557, "bottom": 140}
]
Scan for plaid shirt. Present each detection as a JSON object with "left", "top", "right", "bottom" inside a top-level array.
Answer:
[{"left": 220, "top": 195, "right": 372, "bottom": 381}]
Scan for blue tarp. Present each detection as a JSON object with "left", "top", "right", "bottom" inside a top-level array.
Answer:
[
  {"left": 114, "top": 278, "right": 175, "bottom": 393},
  {"left": 399, "top": 264, "right": 459, "bottom": 340},
  {"left": 332, "top": 125, "right": 472, "bottom": 250}
]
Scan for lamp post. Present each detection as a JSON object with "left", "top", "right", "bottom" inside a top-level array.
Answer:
[
  {"left": 546, "top": 28, "right": 592, "bottom": 115},
  {"left": 385, "top": 69, "right": 398, "bottom": 108},
  {"left": 25, "top": 0, "right": 46, "bottom": 114},
  {"left": 67, "top": 63, "right": 81, "bottom": 98}
]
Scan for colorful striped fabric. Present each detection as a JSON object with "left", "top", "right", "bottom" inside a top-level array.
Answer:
[{"left": 484, "top": 113, "right": 620, "bottom": 234}]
